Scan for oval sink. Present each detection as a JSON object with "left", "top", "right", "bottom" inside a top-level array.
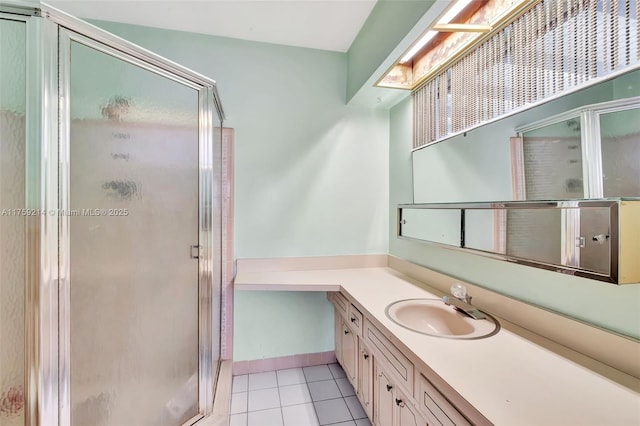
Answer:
[{"left": 385, "top": 298, "right": 500, "bottom": 339}]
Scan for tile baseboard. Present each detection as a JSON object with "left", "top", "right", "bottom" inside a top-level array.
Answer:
[{"left": 233, "top": 351, "right": 337, "bottom": 375}]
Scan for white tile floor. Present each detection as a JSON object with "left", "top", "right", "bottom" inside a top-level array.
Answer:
[{"left": 230, "top": 364, "right": 372, "bottom": 426}]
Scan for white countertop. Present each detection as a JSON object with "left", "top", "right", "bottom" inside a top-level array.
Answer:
[{"left": 235, "top": 265, "right": 640, "bottom": 426}]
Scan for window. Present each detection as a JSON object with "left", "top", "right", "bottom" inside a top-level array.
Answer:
[{"left": 411, "top": 0, "right": 640, "bottom": 149}]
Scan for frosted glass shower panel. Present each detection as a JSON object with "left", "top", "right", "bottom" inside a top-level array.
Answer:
[
  {"left": 69, "top": 41, "right": 200, "bottom": 426},
  {"left": 522, "top": 118, "right": 584, "bottom": 199},
  {"left": 600, "top": 108, "right": 640, "bottom": 197},
  {"left": 0, "top": 19, "right": 26, "bottom": 425}
]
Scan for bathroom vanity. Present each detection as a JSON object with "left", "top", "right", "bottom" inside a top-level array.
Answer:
[
  {"left": 330, "top": 290, "right": 478, "bottom": 426},
  {"left": 234, "top": 255, "right": 640, "bottom": 425}
]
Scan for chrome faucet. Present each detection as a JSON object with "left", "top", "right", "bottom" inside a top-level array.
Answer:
[{"left": 442, "top": 284, "right": 486, "bottom": 320}]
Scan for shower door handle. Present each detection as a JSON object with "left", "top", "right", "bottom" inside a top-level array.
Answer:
[{"left": 190, "top": 245, "right": 201, "bottom": 259}]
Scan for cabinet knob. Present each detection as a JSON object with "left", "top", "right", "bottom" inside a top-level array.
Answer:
[
  {"left": 344, "top": 330, "right": 349, "bottom": 335},
  {"left": 395, "top": 398, "right": 405, "bottom": 407},
  {"left": 363, "top": 354, "right": 369, "bottom": 360},
  {"left": 386, "top": 384, "right": 393, "bottom": 392},
  {"left": 350, "top": 317, "right": 356, "bottom": 323}
]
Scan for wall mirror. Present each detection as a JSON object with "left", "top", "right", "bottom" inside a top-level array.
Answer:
[
  {"left": 515, "top": 96, "right": 640, "bottom": 200},
  {"left": 398, "top": 200, "right": 640, "bottom": 284},
  {"left": 407, "top": 68, "right": 640, "bottom": 284},
  {"left": 412, "top": 69, "right": 640, "bottom": 204},
  {"left": 399, "top": 208, "right": 462, "bottom": 247}
]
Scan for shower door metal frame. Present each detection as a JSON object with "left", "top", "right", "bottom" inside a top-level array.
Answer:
[
  {"left": 57, "top": 22, "right": 222, "bottom": 426},
  {"left": 0, "top": 7, "right": 59, "bottom": 426},
  {"left": 0, "top": 1, "right": 225, "bottom": 425}
]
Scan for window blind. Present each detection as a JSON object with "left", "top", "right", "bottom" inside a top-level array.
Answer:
[{"left": 413, "top": 0, "right": 640, "bottom": 149}]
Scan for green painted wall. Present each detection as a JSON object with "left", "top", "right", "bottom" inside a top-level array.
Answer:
[
  {"left": 89, "top": 9, "right": 640, "bottom": 363},
  {"left": 390, "top": 78, "right": 640, "bottom": 339},
  {"left": 89, "top": 21, "right": 389, "bottom": 362},
  {"left": 613, "top": 70, "right": 640, "bottom": 98},
  {"left": 346, "top": 0, "right": 434, "bottom": 101},
  {"left": 233, "top": 291, "right": 335, "bottom": 360}
]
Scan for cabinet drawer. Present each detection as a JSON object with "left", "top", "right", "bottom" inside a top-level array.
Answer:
[
  {"left": 364, "top": 321, "right": 414, "bottom": 396},
  {"left": 417, "top": 374, "right": 470, "bottom": 426},
  {"left": 347, "top": 304, "right": 363, "bottom": 336},
  {"left": 328, "top": 292, "right": 348, "bottom": 318}
]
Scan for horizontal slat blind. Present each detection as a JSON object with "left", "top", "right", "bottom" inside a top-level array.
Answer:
[{"left": 413, "top": 0, "right": 640, "bottom": 149}]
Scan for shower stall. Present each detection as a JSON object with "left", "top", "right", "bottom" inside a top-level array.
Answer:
[{"left": 0, "top": 2, "right": 227, "bottom": 425}]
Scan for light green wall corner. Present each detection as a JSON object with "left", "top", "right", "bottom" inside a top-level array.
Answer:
[
  {"left": 346, "top": 0, "right": 435, "bottom": 102},
  {"left": 88, "top": 20, "right": 389, "bottom": 361},
  {"left": 613, "top": 71, "right": 640, "bottom": 98},
  {"left": 389, "top": 97, "right": 414, "bottom": 224},
  {"left": 233, "top": 291, "right": 335, "bottom": 361}
]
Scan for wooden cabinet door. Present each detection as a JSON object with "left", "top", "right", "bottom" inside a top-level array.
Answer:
[
  {"left": 417, "top": 374, "right": 470, "bottom": 426},
  {"left": 335, "top": 314, "right": 343, "bottom": 365},
  {"left": 341, "top": 322, "right": 358, "bottom": 385},
  {"left": 358, "top": 342, "right": 373, "bottom": 420},
  {"left": 396, "top": 388, "right": 427, "bottom": 426},
  {"left": 375, "top": 363, "right": 395, "bottom": 426}
]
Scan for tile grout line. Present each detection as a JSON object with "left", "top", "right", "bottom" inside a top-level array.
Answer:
[
  {"left": 303, "top": 366, "right": 322, "bottom": 426},
  {"left": 233, "top": 364, "right": 368, "bottom": 426},
  {"left": 274, "top": 370, "right": 285, "bottom": 426},
  {"left": 306, "top": 365, "right": 329, "bottom": 426}
]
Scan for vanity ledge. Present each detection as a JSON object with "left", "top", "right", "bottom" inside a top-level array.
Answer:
[
  {"left": 234, "top": 255, "right": 640, "bottom": 425},
  {"left": 235, "top": 254, "right": 640, "bottom": 382}
]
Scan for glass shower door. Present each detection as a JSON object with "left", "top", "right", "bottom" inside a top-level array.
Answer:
[
  {"left": 0, "top": 17, "right": 26, "bottom": 426},
  {"left": 66, "top": 39, "right": 201, "bottom": 426}
]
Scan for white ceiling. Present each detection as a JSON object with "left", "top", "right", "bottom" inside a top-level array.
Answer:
[{"left": 46, "top": 0, "right": 378, "bottom": 52}]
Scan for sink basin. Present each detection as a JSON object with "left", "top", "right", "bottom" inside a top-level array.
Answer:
[{"left": 385, "top": 298, "right": 500, "bottom": 339}]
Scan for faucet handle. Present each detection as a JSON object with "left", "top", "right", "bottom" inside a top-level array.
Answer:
[{"left": 450, "top": 283, "right": 467, "bottom": 300}]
